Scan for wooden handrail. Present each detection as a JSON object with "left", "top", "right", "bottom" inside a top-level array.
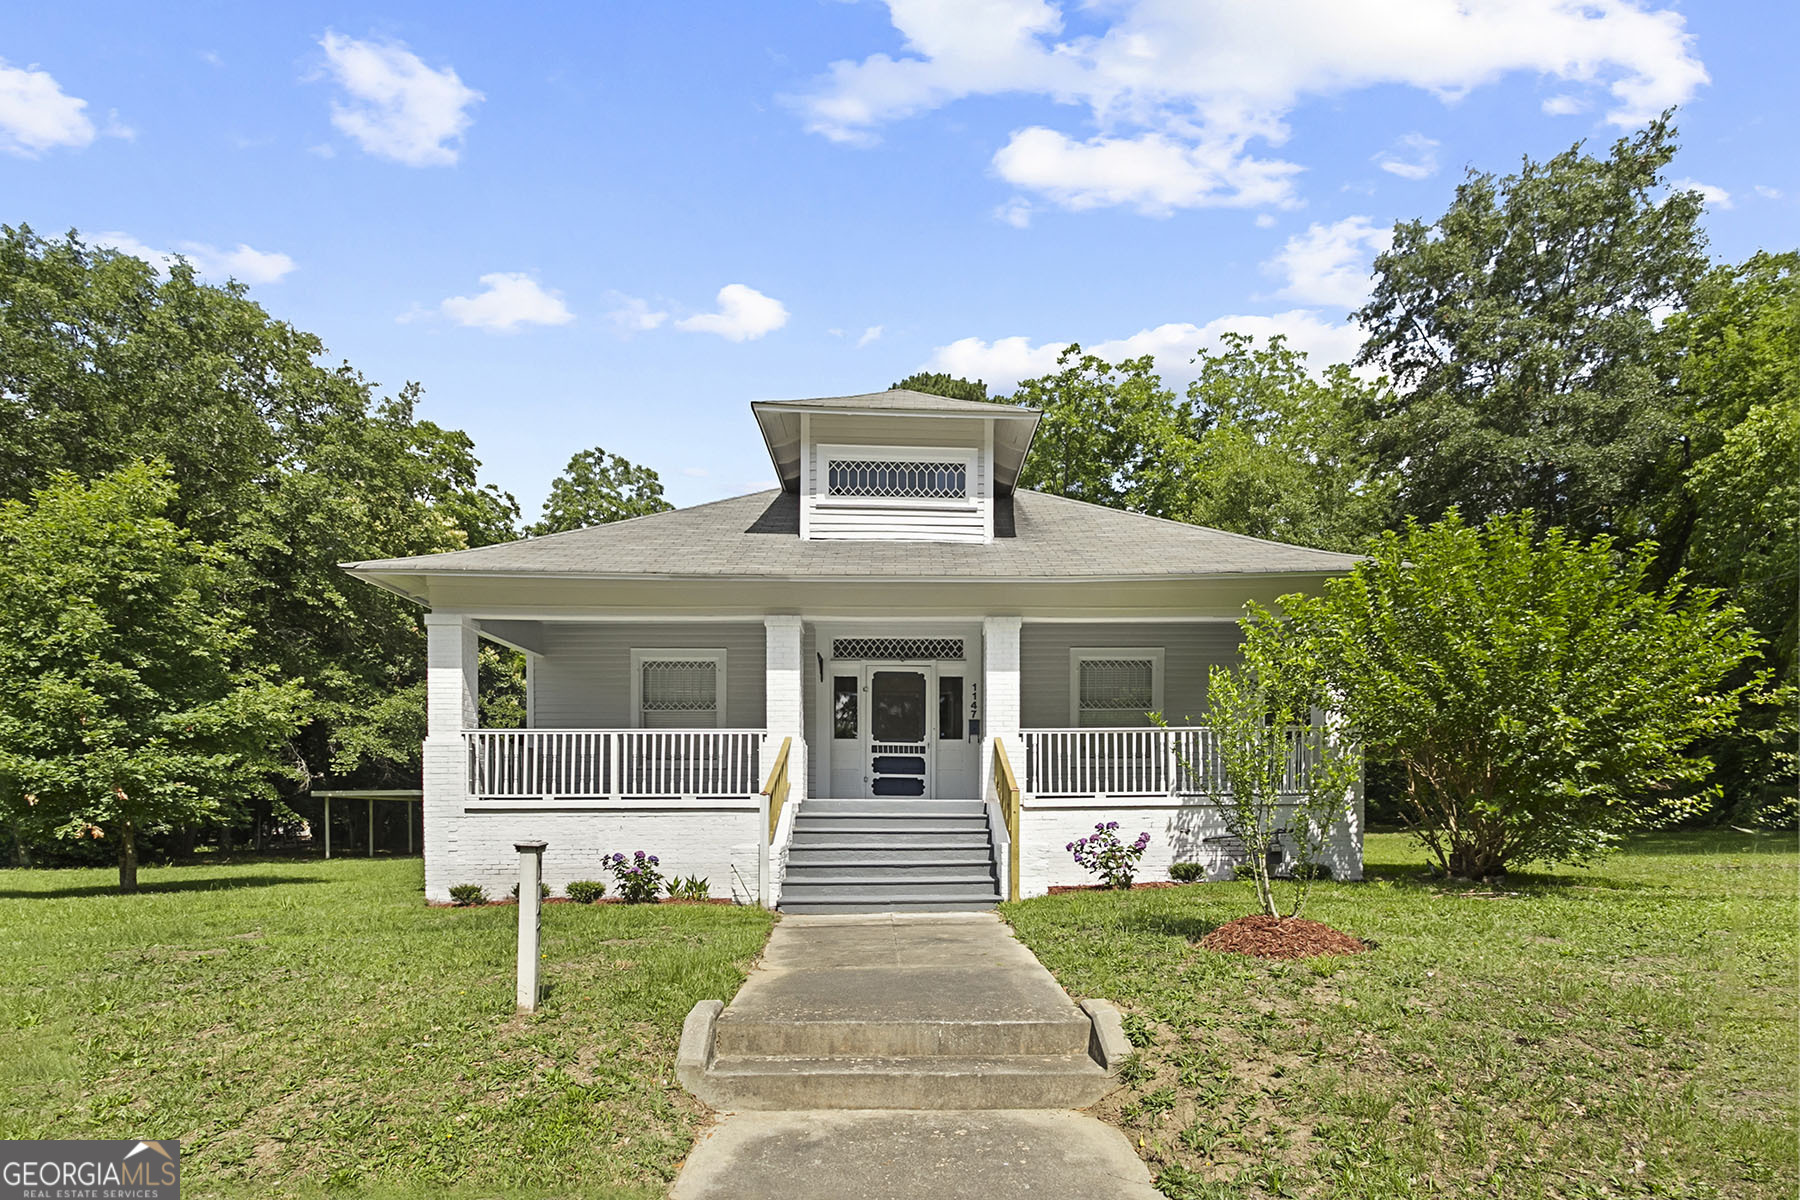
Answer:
[
  {"left": 761, "top": 736, "right": 793, "bottom": 843},
  {"left": 993, "top": 739, "right": 1021, "bottom": 902}
]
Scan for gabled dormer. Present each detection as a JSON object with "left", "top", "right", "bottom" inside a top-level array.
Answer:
[{"left": 752, "top": 389, "right": 1040, "bottom": 544}]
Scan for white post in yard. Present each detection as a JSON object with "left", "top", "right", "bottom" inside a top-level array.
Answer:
[
  {"left": 323, "top": 795, "right": 332, "bottom": 859},
  {"left": 515, "top": 839, "right": 547, "bottom": 1012}
]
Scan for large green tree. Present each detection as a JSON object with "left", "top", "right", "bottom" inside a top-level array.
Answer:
[
  {"left": 891, "top": 372, "right": 989, "bottom": 403},
  {"left": 0, "top": 464, "right": 306, "bottom": 891},
  {"left": 1164, "top": 334, "right": 1394, "bottom": 551},
  {"left": 0, "top": 225, "right": 519, "bottom": 801},
  {"left": 528, "top": 446, "right": 671, "bottom": 535},
  {"left": 1354, "top": 115, "right": 1708, "bottom": 537},
  {"left": 1258, "top": 513, "right": 1765, "bottom": 877}
]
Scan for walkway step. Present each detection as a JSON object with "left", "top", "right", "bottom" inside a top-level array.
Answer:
[
  {"left": 775, "top": 884, "right": 1001, "bottom": 908},
  {"left": 698, "top": 1053, "right": 1111, "bottom": 1111},
  {"left": 672, "top": 1110, "right": 1162, "bottom": 1200},
  {"left": 802, "top": 799, "right": 986, "bottom": 816}
]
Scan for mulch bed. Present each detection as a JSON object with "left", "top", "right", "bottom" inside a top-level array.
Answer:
[{"left": 1198, "top": 914, "right": 1367, "bottom": 959}]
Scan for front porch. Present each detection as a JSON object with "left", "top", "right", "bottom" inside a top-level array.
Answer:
[{"left": 421, "top": 612, "right": 1359, "bottom": 906}]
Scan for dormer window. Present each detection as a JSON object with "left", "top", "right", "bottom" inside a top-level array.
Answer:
[{"left": 826, "top": 455, "right": 970, "bottom": 501}]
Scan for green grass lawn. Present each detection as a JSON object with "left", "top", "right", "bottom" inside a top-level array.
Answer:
[
  {"left": 0, "top": 856, "right": 773, "bottom": 1199},
  {"left": 1002, "top": 830, "right": 1798, "bottom": 1200}
]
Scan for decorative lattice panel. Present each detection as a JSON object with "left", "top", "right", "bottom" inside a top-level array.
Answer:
[
  {"left": 639, "top": 660, "right": 719, "bottom": 711},
  {"left": 1078, "top": 658, "right": 1155, "bottom": 711},
  {"left": 833, "top": 637, "right": 964, "bottom": 661},
  {"left": 826, "top": 459, "right": 968, "bottom": 499}
]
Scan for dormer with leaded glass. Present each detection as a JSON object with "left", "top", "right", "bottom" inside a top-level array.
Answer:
[{"left": 751, "top": 389, "right": 1040, "bottom": 544}]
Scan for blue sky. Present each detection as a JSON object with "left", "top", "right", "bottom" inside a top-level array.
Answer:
[{"left": 4, "top": 1, "right": 1795, "bottom": 518}]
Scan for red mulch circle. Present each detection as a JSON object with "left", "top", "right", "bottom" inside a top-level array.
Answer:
[{"left": 1198, "top": 914, "right": 1367, "bottom": 959}]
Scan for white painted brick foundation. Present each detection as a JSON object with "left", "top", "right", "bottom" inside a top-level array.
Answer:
[{"left": 1016, "top": 796, "right": 1364, "bottom": 897}]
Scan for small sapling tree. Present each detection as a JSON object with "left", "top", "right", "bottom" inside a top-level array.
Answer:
[{"left": 1172, "top": 653, "right": 1361, "bottom": 919}]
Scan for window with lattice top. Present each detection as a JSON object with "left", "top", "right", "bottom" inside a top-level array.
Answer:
[
  {"left": 827, "top": 459, "right": 967, "bottom": 500},
  {"left": 1072, "top": 650, "right": 1162, "bottom": 727},
  {"left": 633, "top": 652, "right": 725, "bottom": 728}
]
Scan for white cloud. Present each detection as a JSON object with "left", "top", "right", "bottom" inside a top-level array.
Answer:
[
  {"left": 925, "top": 310, "right": 1366, "bottom": 392},
  {"left": 1265, "top": 216, "right": 1392, "bottom": 309},
  {"left": 995, "top": 197, "right": 1034, "bottom": 228},
  {"left": 439, "top": 272, "right": 573, "bottom": 332},
  {"left": 1254, "top": 213, "right": 1277, "bottom": 229},
  {"left": 856, "top": 325, "right": 884, "bottom": 348},
  {"left": 992, "top": 127, "right": 1301, "bottom": 215},
  {"left": 318, "top": 31, "right": 482, "bottom": 166},
  {"left": 0, "top": 60, "right": 97, "bottom": 155},
  {"left": 793, "top": 0, "right": 1707, "bottom": 215},
  {"left": 1754, "top": 185, "right": 1782, "bottom": 200},
  {"left": 1542, "top": 93, "right": 1586, "bottom": 116},
  {"left": 1669, "top": 177, "right": 1732, "bottom": 210},
  {"left": 1373, "top": 132, "right": 1438, "bottom": 180},
  {"left": 606, "top": 294, "right": 669, "bottom": 333},
  {"left": 94, "top": 232, "right": 297, "bottom": 284},
  {"left": 675, "top": 284, "right": 789, "bottom": 342}
]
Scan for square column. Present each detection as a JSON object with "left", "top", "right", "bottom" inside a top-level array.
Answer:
[
  {"left": 763, "top": 615, "right": 806, "bottom": 802},
  {"left": 422, "top": 612, "right": 479, "bottom": 902},
  {"left": 981, "top": 616, "right": 1023, "bottom": 799}
]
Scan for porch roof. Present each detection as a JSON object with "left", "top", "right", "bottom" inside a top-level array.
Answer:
[{"left": 343, "top": 489, "right": 1364, "bottom": 587}]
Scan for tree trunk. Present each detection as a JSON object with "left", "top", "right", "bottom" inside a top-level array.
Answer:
[
  {"left": 118, "top": 820, "right": 139, "bottom": 894},
  {"left": 1445, "top": 839, "right": 1506, "bottom": 881}
]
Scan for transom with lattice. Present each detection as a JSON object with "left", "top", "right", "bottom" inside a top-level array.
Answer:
[{"left": 832, "top": 637, "right": 965, "bottom": 661}]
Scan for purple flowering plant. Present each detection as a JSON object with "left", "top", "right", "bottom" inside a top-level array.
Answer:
[
  {"left": 1066, "top": 821, "right": 1152, "bottom": 889},
  {"left": 606, "top": 850, "right": 665, "bottom": 903}
]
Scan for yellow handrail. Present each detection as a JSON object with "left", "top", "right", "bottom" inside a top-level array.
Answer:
[
  {"left": 761, "top": 736, "right": 793, "bottom": 843},
  {"left": 993, "top": 739, "right": 1021, "bottom": 902}
]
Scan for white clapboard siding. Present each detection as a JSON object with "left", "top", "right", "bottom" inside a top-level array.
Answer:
[{"left": 801, "top": 413, "right": 993, "bottom": 543}]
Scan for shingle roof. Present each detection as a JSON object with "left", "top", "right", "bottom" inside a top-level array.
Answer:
[
  {"left": 752, "top": 388, "right": 1038, "bottom": 417},
  {"left": 344, "top": 490, "right": 1362, "bottom": 580}
]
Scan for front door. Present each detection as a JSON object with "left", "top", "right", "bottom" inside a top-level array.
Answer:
[{"left": 868, "top": 667, "right": 933, "bottom": 798}]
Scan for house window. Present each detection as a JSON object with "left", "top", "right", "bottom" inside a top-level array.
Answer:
[
  {"left": 1070, "top": 649, "right": 1164, "bottom": 728},
  {"left": 938, "top": 675, "right": 964, "bottom": 740},
  {"left": 827, "top": 459, "right": 967, "bottom": 500},
  {"left": 632, "top": 651, "right": 726, "bottom": 729},
  {"left": 833, "top": 676, "right": 859, "bottom": 739}
]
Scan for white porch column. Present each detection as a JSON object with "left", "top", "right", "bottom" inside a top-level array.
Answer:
[
  {"left": 763, "top": 616, "right": 806, "bottom": 801},
  {"left": 981, "top": 616, "right": 1023, "bottom": 800},
  {"left": 422, "top": 612, "right": 479, "bottom": 902}
]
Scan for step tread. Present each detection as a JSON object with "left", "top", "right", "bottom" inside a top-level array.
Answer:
[
  {"left": 782, "top": 872, "right": 999, "bottom": 885},
  {"left": 708, "top": 1053, "right": 1106, "bottom": 1078}
]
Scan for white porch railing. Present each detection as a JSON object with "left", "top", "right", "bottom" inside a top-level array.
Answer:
[
  {"left": 1022, "top": 726, "right": 1322, "bottom": 797},
  {"left": 464, "top": 729, "right": 765, "bottom": 799}
]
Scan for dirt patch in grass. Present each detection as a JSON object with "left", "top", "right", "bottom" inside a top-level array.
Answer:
[{"left": 1198, "top": 914, "right": 1366, "bottom": 959}]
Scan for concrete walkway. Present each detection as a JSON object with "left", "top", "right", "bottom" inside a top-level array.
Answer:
[{"left": 672, "top": 913, "right": 1158, "bottom": 1199}]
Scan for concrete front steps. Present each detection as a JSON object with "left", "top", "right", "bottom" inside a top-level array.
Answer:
[
  {"left": 778, "top": 799, "right": 1001, "bottom": 915},
  {"left": 677, "top": 913, "right": 1130, "bottom": 1113}
]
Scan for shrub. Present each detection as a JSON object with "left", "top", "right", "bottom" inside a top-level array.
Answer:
[
  {"left": 564, "top": 879, "right": 606, "bottom": 904},
  {"left": 1168, "top": 861, "right": 1206, "bottom": 883},
  {"left": 510, "top": 881, "right": 550, "bottom": 900},
  {"left": 668, "top": 874, "right": 710, "bottom": 901},
  {"left": 448, "top": 883, "right": 486, "bottom": 906},
  {"left": 605, "top": 851, "right": 664, "bottom": 904},
  {"left": 1066, "top": 821, "right": 1151, "bottom": 889}
]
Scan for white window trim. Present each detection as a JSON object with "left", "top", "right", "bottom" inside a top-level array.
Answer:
[
  {"left": 813, "top": 443, "right": 979, "bottom": 510},
  {"left": 630, "top": 649, "right": 727, "bottom": 729},
  {"left": 1069, "top": 647, "right": 1165, "bottom": 727}
]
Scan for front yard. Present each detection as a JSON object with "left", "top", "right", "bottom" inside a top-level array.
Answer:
[
  {"left": 0, "top": 857, "right": 773, "bottom": 1199},
  {"left": 1003, "top": 830, "right": 1798, "bottom": 1199}
]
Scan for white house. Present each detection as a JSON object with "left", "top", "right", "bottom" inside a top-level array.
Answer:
[{"left": 343, "top": 388, "right": 1364, "bottom": 911}]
